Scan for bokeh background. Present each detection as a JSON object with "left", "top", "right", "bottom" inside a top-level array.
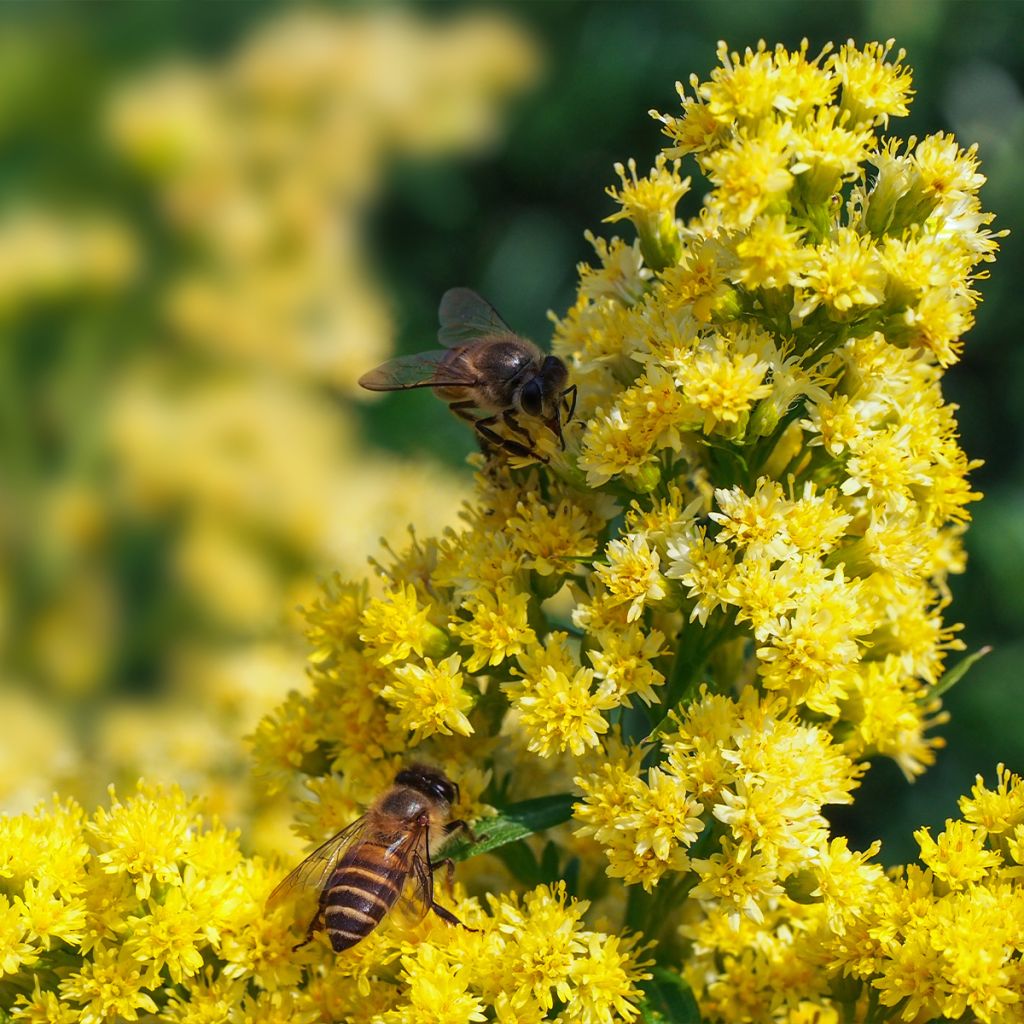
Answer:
[{"left": 1, "top": 0, "right": 1021, "bottom": 866}]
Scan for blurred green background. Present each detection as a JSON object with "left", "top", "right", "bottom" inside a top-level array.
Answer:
[{"left": 1, "top": 0, "right": 1020, "bottom": 864}]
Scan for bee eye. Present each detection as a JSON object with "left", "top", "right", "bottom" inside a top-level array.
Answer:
[{"left": 520, "top": 378, "right": 543, "bottom": 417}]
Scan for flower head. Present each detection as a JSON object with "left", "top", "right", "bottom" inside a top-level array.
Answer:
[{"left": 380, "top": 653, "right": 475, "bottom": 741}]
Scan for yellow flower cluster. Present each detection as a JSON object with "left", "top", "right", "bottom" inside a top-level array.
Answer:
[
  {"left": 0, "top": 787, "right": 648, "bottom": 1024},
  {"left": 685, "top": 764, "right": 1024, "bottom": 1024},
  {"left": 552, "top": 37, "right": 993, "bottom": 785},
  {"left": 241, "top": 39, "right": 1013, "bottom": 1023},
  {"left": 576, "top": 689, "right": 862, "bottom": 897},
  {"left": 372, "top": 883, "right": 650, "bottom": 1024}
]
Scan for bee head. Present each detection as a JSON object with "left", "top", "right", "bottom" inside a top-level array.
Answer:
[
  {"left": 523, "top": 356, "right": 571, "bottom": 448},
  {"left": 394, "top": 764, "right": 459, "bottom": 807}
]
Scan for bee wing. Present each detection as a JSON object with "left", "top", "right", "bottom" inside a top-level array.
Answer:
[
  {"left": 358, "top": 351, "right": 481, "bottom": 392},
  {"left": 393, "top": 826, "right": 434, "bottom": 926},
  {"left": 266, "top": 815, "right": 369, "bottom": 910},
  {"left": 437, "top": 288, "right": 515, "bottom": 347}
]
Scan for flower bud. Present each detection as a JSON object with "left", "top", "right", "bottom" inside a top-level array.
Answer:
[
  {"left": 422, "top": 624, "right": 452, "bottom": 660},
  {"left": 636, "top": 210, "right": 683, "bottom": 272},
  {"left": 783, "top": 868, "right": 821, "bottom": 904},
  {"left": 708, "top": 285, "right": 743, "bottom": 324},
  {"left": 627, "top": 461, "right": 662, "bottom": 494}
]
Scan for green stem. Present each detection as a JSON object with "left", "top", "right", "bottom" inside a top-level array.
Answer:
[
  {"left": 864, "top": 982, "right": 882, "bottom": 1023},
  {"left": 624, "top": 871, "right": 697, "bottom": 964},
  {"left": 666, "top": 608, "right": 734, "bottom": 706},
  {"left": 663, "top": 621, "right": 707, "bottom": 709}
]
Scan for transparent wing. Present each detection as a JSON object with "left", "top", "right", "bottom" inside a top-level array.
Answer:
[
  {"left": 266, "top": 816, "right": 368, "bottom": 910},
  {"left": 393, "top": 827, "right": 433, "bottom": 926},
  {"left": 437, "top": 288, "right": 514, "bottom": 347},
  {"left": 358, "top": 351, "right": 480, "bottom": 392}
]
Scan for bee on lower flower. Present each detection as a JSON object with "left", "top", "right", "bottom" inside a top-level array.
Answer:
[{"left": 268, "top": 765, "right": 475, "bottom": 952}]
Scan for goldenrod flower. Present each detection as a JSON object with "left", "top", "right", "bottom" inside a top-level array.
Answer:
[
  {"left": 380, "top": 653, "right": 476, "bottom": 740},
  {"left": 690, "top": 841, "right": 785, "bottom": 926},
  {"left": 671, "top": 335, "right": 773, "bottom": 435},
  {"left": 594, "top": 534, "right": 668, "bottom": 622},
  {"left": 4, "top": 38, "right": 1014, "bottom": 1024},
  {"left": 87, "top": 783, "right": 200, "bottom": 901},
  {"left": 360, "top": 583, "right": 450, "bottom": 666},
  {"left": 798, "top": 226, "right": 887, "bottom": 317},
  {"left": 124, "top": 886, "right": 206, "bottom": 984},
  {"left": 605, "top": 154, "right": 690, "bottom": 269},
  {"left": 702, "top": 124, "right": 796, "bottom": 229},
  {"left": 59, "top": 946, "right": 159, "bottom": 1022},
  {"left": 453, "top": 582, "right": 536, "bottom": 672},
  {"left": 958, "top": 763, "right": 1024, "bottom": 836},
  {"left": 509, "top": 664, "right": 617, "bottom": 758},
  {"left": 12, "top": 978, "right": 80, "bottom": 1024},
  {"left": 733, "top": 214, "right": 811, "bottom": 290},
  {"left": 914, "top": 819, "right": 1002, "bottom": 890},
  {"left": 0, "top": 896, "right": 38, "bottom": 976},
  {"left": 15, "top": 880, "right": 87, "bottom": 951},
  {"left": 507, "top": 488, "right": 602, "bottom": 577},
  {"left": 587, "top": 622, "right": 667, "bottom": 707},
  {"left": 829, "top": 39, "right": 913, "bottom": 126},
  {"left": 381, "top": 944, "right": 488, "bottom": 1024},
  {"left": 247, "top": 690, "right": 320, "bottom": 795}
]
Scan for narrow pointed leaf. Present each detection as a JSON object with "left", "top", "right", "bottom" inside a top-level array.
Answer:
[{"left": 929, "top": 645, "right": 992, "bottom": 700}]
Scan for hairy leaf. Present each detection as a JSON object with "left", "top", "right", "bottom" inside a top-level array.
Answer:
[{"left": 446, "top": 793, "right": 575, "bottom": 863}]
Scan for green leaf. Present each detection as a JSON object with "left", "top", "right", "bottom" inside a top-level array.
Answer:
[
  {"left": 646, "top": 710, "right": 678, "bottom": 741},
  {"left": 562, "top": 855, "right": 580, "bottom": 899},
  {"left": 491, "top": 840, "right": 541, "bottom": 885},
  {"left": 446, "top": 793, "right": 576, "bottom": 863},
  {"left": 928, "top": 645, "right": 992, "bottom": 700},
  {"left": 639, "top": 967, "right": 704, "bottom": 1024},
  {"left": 539, "top": 838, "right": 560, "bottom": 879}
]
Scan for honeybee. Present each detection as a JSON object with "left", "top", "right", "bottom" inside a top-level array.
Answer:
[
  {"left": 358, "top": 288, "right": 577, "bottom": 462},
  {"left": 268, "top": 765, "right": 474, "bottom": 953}
]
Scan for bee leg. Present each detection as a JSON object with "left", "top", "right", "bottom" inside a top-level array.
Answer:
[
  {"left": 435, "top": 856, "right": 456, "bottom": 896},
  {"left": 449, "top": 400, "right": 496, "bottom": 458},
  {"left": 476, "top": 415, "right": 548, "bottom": 464},
  {"left": 415, "top": 845, "right": 477, "bottom": 933},
  {"left": 560, "top": 384, "right": 578, "bottom": 423},
  {"left": 445, "top": 819, "right": 482, "bottom": 843},
  {"left": 292, "top": 906, "right": 324, "bottom": 952},
  {"left": 502, "top": 410, "right": 533, "bottom": 442},
  {"left": 504, "top": 409, "right": 562, "bottom": 456},
  {"left": 448, "top": 399, "right": 479, "bottom": 424},
  {"left": 430, "top": 900, "right": 470, "bottom": 929},
  {"left": 441, "top": 821, "right": 487, "bottom": 893}
]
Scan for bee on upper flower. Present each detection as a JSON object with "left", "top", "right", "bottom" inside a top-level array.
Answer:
[{"left": 360, "top": 288, "right": 577, "bottom": 462}]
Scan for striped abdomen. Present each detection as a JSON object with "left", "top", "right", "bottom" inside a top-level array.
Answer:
[{"left": 323, "top": 839, "right": 410, "bottom": 952}]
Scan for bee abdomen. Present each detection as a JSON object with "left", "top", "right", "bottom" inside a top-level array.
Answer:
[{"left": 323, "top": 869, "right": 402, "bottom": 952}]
